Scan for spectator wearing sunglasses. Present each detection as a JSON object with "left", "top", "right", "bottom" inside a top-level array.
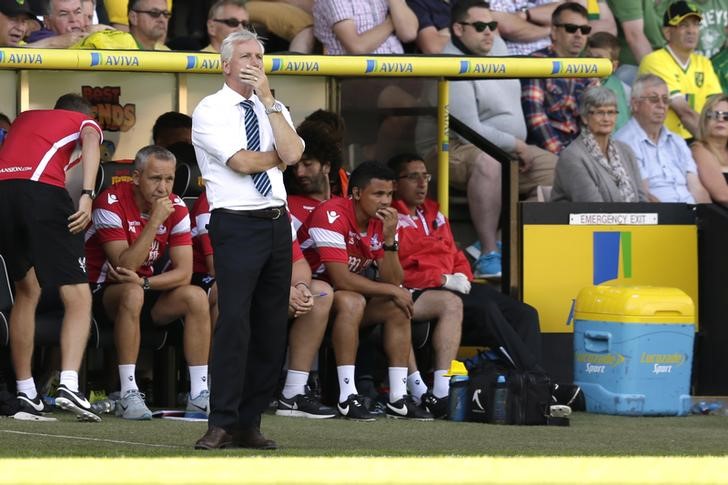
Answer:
[
  {"left": 615, "top": 74, "right": 709, "bottom": 203},
  {"left": 638, "top": 1, "right": 721, "bottom": 140},
  {"left": 103, "top": 0, "right": 170, "bottom": 32},
  {"left": 692, "top": 94, "right": 728, "bottom": 204},
  {"left": 73, "top": 0, "right": 170, "bottom": 49},
  {"left": 521, "top": 2, "right": 598, "bottom": 155},
  {"left": 202, "top": 0, "right": 250, "bottom": 53},
  {"left": 415, "top": 0, "right": 556, "bottom": 278}
]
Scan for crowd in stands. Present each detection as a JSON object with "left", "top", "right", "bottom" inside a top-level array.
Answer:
[{"left": 1, "top": 0, "right": 728, "bottom": 438}]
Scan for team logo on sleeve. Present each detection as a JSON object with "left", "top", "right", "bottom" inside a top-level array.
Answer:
[
  {"left": 107, "top": 193, "right": 119, "bottom": 204},
  {"left": 327, "top": 210, "right": 340, "bottom": 224}
]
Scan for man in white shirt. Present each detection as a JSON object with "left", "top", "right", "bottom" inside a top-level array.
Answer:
[
  {"left": 192, "top": 29, "right": 304, "bottom": 450},
  {"left": 615, "top": 74, "right": 710, "bottom": 203}
]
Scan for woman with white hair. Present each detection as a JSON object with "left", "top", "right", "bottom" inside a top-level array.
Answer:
[{"left": 551, "top": 85, "right": 648, "bottom": 202}]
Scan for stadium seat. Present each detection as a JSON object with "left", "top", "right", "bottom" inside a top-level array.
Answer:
[{"left": 96, "top": 160, "right": 134, "bottom": 193}]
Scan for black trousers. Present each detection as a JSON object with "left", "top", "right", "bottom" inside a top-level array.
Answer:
[
  {"left": 207, "top": 211, "right": 291, "bottom": 431},
  {"left": 457, "top": 283, "right": 543, "bottom": 371}
]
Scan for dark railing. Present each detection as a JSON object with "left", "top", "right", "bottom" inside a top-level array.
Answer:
[{"left": 449, "top": 115, "right": 519, "bottom": 295}]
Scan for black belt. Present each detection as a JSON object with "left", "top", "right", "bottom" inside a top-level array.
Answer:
[{"left": 213, "top": 206, "right": 285, "bottom": 220}]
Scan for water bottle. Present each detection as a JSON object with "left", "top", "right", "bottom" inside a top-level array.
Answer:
[
  {"left": 90, "top": 399, "right": 115, "bottom": 414},
  {"left": 448, "top": 374, "right": 470, "bottom": 421},
  {"left": 491, "top": 374, "right": 509, "bottom": 425}
]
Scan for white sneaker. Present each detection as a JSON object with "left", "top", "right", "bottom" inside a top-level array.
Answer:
[
  {"left": 185, "top": 390, "right": 210, "bottom": 417},
  {"left": 115, "top": 390, "right": 152, "bottom": 420}
]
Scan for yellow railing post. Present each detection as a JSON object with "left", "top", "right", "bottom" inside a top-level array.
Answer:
[{"left": 437, "top": 78, "right": 449, "bottom": 216}]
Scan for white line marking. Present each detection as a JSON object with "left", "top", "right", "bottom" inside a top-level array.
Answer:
[{"left": 0, "top": 430, "right": 183, "bottom": 449}]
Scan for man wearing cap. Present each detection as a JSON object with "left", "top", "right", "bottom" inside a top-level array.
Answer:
[
  {"left": 0, "top": 0, "right": 39, "bottom": 46},
  {"left": 638, "top": 0, "right": 722, "bottom": 140}
]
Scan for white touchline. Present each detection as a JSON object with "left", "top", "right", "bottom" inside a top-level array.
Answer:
[{"left": 0, "top": 430, "right": 184, "bottom": 449}]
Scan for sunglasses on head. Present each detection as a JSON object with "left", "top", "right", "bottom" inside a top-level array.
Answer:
[
  {"left": 458, "top": 20, "right": 498, "bottom": 32},
  {"left": 213, "top": 18, "right": 251, "bottom": 29},
  {"left": 707, "top": 111, "right": 728, "bottom": 121},
  {"left": 555, "top": 23, "right": 592, "bottom": 35},
  {"left": 132, "top": 9, "right": 172, "bottom": 19}
]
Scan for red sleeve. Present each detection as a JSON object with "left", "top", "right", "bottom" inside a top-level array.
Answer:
[
  {"left": 168, "top": 196, "right": 192, "bottom": 247},
  {"left": 80, "top": 118, "right": 104, "bottom": 144},
  {"left": 307, "top": 203, "right": 349, "bottom": 264},
  {"left": 191, "top": 194, "right": 213, "bottom": 256},
  {"left": 91, "top": 188, "right": 128, "bottom": 244}
]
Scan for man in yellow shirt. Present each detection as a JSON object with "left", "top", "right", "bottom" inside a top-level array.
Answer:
[
  {"left": 76, "top": 0, "right": 170, "bottom": 49},
  {"left": 104, "top": 0, "right": 171, "bottom": 32},
  {"left": 638, "top": 1, "right": 721, "bottom": 139}
]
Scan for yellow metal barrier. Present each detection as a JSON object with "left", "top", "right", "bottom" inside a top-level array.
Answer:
[
  {"left": 0, "top": 48, "right": 611, "bottom": 215},
  {"left": 0, "top": 48, "right": 612, "bottom": 78}
]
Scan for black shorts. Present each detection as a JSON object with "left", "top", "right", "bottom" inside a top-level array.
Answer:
[
  {"left": 191, "top": 272, "right": 216, "bottom": 293},
  {"left": 91, "top": 283, "right": 164, "bottom": 327},
  {"left": 0, "top": 180, "right": 87, "bottom": 287}
]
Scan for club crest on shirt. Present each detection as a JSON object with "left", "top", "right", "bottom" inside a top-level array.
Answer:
[
  {"left": 347, "top": 230, "right": 357, "bottom": 246},
  {"left": 370, "top": 234, "right": 381, "bottom": 251},
  {"left": 157, "top": 225, "right": 167, "bottom": 235},
  {"left": 695, "top": 71, "right": 704, "bottom": 87}
]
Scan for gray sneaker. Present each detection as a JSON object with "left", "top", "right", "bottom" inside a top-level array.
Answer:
[
  {"left": 185, "top": 390, "right": 209, "bottom": 417},
  {"left": 115, "top": 390, "right": 152, "bottom": 420}
]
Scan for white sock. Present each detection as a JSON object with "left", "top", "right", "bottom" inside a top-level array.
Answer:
[
  {"left": 407, "top": 371, "right": 428, "bottom": 403},
  {"left": 433, "top": 370, "right": 450, "bottom": 398},
  {"left": 388, "top": 367, "right": 408, "bottom": 402},
  {"left": 119, "top": 364, "right": 138, "bottom": 395},
  {"left": 282, "top": 369, "right": 309, "bottom": 399},
  {"left": 337, "top": 365, "right": 357, "bottom": 402},
  {"left": 17, "top": 378, "right": 37, "bottom": 399},
  {"left": 59, "top": 370, "right": 79, "bottom": 393},
  {"left": 189, "top": 365, "right": 209, "bottom": 398}
]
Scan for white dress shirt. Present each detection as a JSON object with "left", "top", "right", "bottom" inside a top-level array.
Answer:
[
  {"left": 192, "top": 83, "right": 298, "bottom": 210},
  {"left": 615, "top": 117, "right": 697, "bottom": 203}
]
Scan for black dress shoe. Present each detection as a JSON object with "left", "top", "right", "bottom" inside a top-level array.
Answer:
[
  {"left": 232, "top": 427, "right": 278, "bottom": 450},
  {"left": 194, "top": 426, "right": 233, "bottom": 449}
]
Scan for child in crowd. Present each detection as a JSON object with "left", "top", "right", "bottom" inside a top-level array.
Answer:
[{"left": 587, "top": 31, "right": 631, "bottom": 132}]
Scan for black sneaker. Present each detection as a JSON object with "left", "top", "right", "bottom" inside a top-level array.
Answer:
[
  {"left": 17, "top": 392, "right": 51, "bottom": 415},
  {"left": 386, "top": 395, "right": 434, "bottom": 421},
  {"left": 276, "top": 391, "right": 337, "bottom": 419},
  {"left": 337, "top": 394, "right": 376, "bottom": 421},
  {"left": 421, "top": 392, "right": 449, "bottom": 419},
  {"left": 362, "top": 395, "right": 387, "bottom": 416},
  {"left": 55, "top": 384, "right": 101, "bottom": 422}
]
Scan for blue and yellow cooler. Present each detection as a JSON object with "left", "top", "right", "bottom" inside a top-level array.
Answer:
[{"left": 573, "top": 285, "right": 695, "bottom": 416}]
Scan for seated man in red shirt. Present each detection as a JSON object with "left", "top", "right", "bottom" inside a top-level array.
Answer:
[
  {"left": 388, "top": 153, "right": 543, "bottom": 375},
  {"left": 189, "top": 190, "right": 336, "bottom": 418},
  {"left": 304, "top": 161, "right": 433, "bottom": 421},
  {"left": 85, "top": 145, "right": 211, "bottom": 420}
]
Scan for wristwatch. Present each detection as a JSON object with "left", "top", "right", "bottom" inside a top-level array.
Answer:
[
  {"left": 382, "top": 241, "right": 399, "bottom": 252},
  {"left": 80, "top": 188, "right": 96, "bottom": 199},
  {"left": 265, "top": 100, "right": 284, "bottom": 115},
  {"left": 141, "top": 277, "right": 151, "bottom": 291}
]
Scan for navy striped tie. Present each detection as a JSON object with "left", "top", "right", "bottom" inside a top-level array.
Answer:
[{"left": 240, "top": 100, "right": 271, "bottom": 196}]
